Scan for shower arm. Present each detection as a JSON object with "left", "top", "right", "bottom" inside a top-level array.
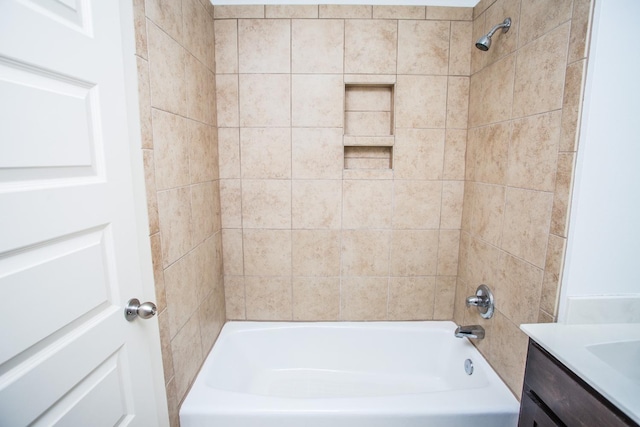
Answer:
[{"left": 485, "top": 18, "right": 511, "bottom": 38}]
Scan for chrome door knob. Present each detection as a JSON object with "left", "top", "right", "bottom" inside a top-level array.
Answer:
[{"left": 125, "top": 298, "right": 157, "bottom": 321}]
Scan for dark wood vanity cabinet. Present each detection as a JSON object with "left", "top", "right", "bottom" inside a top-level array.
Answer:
[{"left": 518, "top": 340, "right": 638, "bottom": 427}]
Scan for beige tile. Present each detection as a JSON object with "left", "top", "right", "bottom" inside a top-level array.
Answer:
[
  {"left": 568, "top": 0, "right": 592, "bottom": 63},
  {"left": 292, "top": 180, "right": 342, "bottom": 229},
  {"left": 466, "top": 122, "right": 510, "bottom": 185},
  {"left": 437, "top": 229, "right": 460, "bottom": 276},
  {"left": 434, "top": 276, "right": 457, "bottom": 320},
  {"left": 492, "top": 311, "right": 529, "bottom": 397},
  {"left": 198, "top": 285, "right": 225, "bottom": 354},
  {"left": 183, "top": 0, "right": 214, "bottom": 69},
  {"left": 345, "top": 20, "right": 397, "bottom": 74},
  {"left": 345, "top": 86, "right": 392, "bottom": 111},
  {"left": 293, "top": 278, "right": 340, "bottom": 321},
  {"left": 266, "top": 5, "right": 318, "bottom": 18},
  {"left": 215, "top": 74, "right": 239, "bottom": 127},
  {"left": 150, "top": 234, "right": 166, "bottom": 312},
  {"left": 373, "top": 6, "right": 425, "bottom": 19},
  {"left": 466, "top": 236, "right": 502, "bottom": 289},
  {"left": 218, "top": 128, "right": 240, "bottom": 179},
  {"left": 443, "top": 129, "right": 467, "bottom": 180},
  {"left": 214, "top": 19, "right": 238, "bottom": 73},
  {"left": 190, "top": 182, "right": 215, "bottom": 244},
  {"left": 388, "top": 277, "right": 436, "bottom": 320},
  {"left": 344, "top": 112, "right": 392, "bottom": 136},
  {"left": 147, "top": 21, "right": 186, "bottom": 115},
  {"left": 470, "top": 183, "right": 505, "bottom": 247},
  {"left": 513, "top": 22, "right": 570, "bottom": 118},
  {"left": 188, "top": 121, "right": 217, "bottom": 183},
  {"left": 474, "top": 0, "right": 494, "bottom": 18},
  {"left": 341, "top": 230, "right": 391, "bottom": 277},
  {"left": 185, "top": 54, "right": 211, "bottom": 123},
  {"left": 222, "top": 229, "right": 243, "bottom": 276},
  {"left": 427, "top": 6, "right": 472, "bottom": 20},
  {"left": 136, "top": 58, "right": 152, "bottom": 149},
  {"left": 393, "top": 128, "right": 445, "bottom": 180},
  {"left": 550, "top": 152, "right": 575, "bottom": 237},
  {"left": 292, "top": 74, "right": 344, "bottom": 127},
  {"left": 453, "top": 277, "right": 467, "bottom": 325},
  {"left": 538, "top": 310, "right": 554, "bottom": 323},
  {"left": 165, "top": 378, "right": 179, "bottom": 427},
  {"left": 508, "top": 111, "right": 562, "bottom": 192},
  {"left": 468, "top": 54, "right": 515, "bottom": 127},
  {"left": 191, "top": 237, "right": 218, "bottom": 301},
  {"left": 224, "top": 276, "right": 245, "bottom": 319},
  {"left": 292, "top": 19, "right": 343, "bottom": 74},
  {"left": 393, "top": 180, "right": 442, "bottom": 229},
  {"left": 170, "top": 314, "right": 202, "bottom": 400},
  {"left": 214, "top": 5, "right": 264, "bottom": 19},
  {"left": 143, "top": 150, "right": 159, "bottom": 235},
  {"left": 397, "top": 20, "right": 449, "bottom": 75},
  {"left": 449, "top": 21, "right": 472, "bottom": 75},
  {"left": 446, "top": 77, "right": 469, "bottom": 130},
  {"left": 560, "top": 60, "right": 586, "bottom": 152},
  {"left": 219, "top": 179, "right": 242, "bottom": 228},
  {"left": 292, "top": 128, "right": 343, "bottom": 179},
  {"left": 395, "top": 75, "right": 448, "bottom": 129},
  {"left": 238, "top": 19, "right": 290, "bottom": 73},
  {"left": 240, "top": 128, "right": 291, "bottom": 179},
  {"left": 470, "top": 12, "right": 487, "bottom": 74},
  {"left": 441, "top": 181, "right": 464, "bottom": 229},
  {"left": 343, "top": 180, "right": 393, "bottom": 229},
  {"left": 241, "top": 180, "right": 291, "bottom": 229},
  {"left": 340, "top": 277, "right": 388, "bottom": 320},
  {"left": 152, "top": 109, "right": 189, "bottom": 190},
  {"left": 292, "top": 230, "right": 341, "bottom": 277},
  {"left": 319, "top": 5, "right": 371, "bottom": 19},
  {"left": 133, "top": 0, "right": 147, "bottom": 58},
  {"left": 540, "top": 234, "right": 566, "bottom": 316},
  {"left": 502, "top": 188, "right": 553, "bottom": 268},
  {"left": 460, "top": 182, "right": 475, "bottom": 234},
  {"left": 245, "top": 276, "right": 292, "bottom": 320},
  {"left": 157, "top": 187, "right": 193, "bottom": 267},
  {"left": 157, "top": 310, "right": 173, "bottom": 383},
  {"left": 164, "top": 251, "right": 197, "bottom": 337},
  {"left": 145, "top": 0, "right": 182, "bottom": 43},
  {"left": 239, "top": 74, "right": 291, "bottom": 127},
  {"left": 243, "top": 229, "right": 291, "bottom": 276},
  {"left": 390, "top": 230, "right": 439, "bottom": 276},
  {"left": 519, "top": 0, "right": 572, "bottom": 47}
]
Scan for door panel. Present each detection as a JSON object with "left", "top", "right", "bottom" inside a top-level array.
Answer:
[{"left": 0, "top": 0, "right": 168, "bottom": 425}]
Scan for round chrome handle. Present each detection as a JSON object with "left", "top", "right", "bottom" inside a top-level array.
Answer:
[{"left": 125, "top": 298, "right": 157, "bottom": 321}]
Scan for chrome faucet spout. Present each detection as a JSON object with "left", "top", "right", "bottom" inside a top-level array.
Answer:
[{"left": 455, "top": 325, "right": 485, "bottom": 340}]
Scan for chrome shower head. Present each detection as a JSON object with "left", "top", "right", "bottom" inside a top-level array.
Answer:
[{"left": 475, "top": 17, "right": 511, "bottom": 51}]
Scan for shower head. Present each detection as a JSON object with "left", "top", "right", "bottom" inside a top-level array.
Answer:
[{"left": 475, "top": 17, "right": 511, "bottom": 51}]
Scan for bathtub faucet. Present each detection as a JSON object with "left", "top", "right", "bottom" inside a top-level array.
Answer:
[{"left": 454, "top": 325, "right": 485, "bottom": 340}]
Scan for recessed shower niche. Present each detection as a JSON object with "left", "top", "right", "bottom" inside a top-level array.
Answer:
[{"left": 344, "top": 83, "right": 394, "bottom": 171}]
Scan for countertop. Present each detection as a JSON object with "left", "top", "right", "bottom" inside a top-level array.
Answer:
[{"left": 520, "top": 323, "right": 640, "bottom": 425}]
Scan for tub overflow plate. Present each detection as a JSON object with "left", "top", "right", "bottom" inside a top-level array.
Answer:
[{"left": 464, "top": 359, "right": 474, "bottom": 375}]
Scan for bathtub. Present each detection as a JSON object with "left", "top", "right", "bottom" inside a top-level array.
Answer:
[{"left": 180, "top": 321, "right": 520, "bottom": 427}]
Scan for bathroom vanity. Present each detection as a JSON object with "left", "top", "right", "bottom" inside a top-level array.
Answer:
[{"left": 519, "top": 324, "right": 640, "bottom": 427}]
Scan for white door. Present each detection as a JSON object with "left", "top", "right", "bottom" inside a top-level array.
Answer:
[{"left": 0, "top": 0, "right": 168, "bottom": 426}]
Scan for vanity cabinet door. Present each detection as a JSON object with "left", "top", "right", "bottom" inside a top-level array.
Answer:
[
  {"left": 519, "top": 340, "right": 638, "bottom": 427},
  {"left": 518, "top": 387, "right": 565, "bottom": 427}
]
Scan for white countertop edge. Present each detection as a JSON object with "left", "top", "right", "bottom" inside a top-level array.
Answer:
[{"left": 520, "top": 323, "right": 640, "bottom": 425}]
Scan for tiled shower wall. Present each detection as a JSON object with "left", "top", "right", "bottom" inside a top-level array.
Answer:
[
  {"left": 213, "top": 5, "right": 473, "bottom": 321},
  {"left": 132, "top": 0, "right": 225, "bottom": 424},
  {"left": 454, "top": 0, "right": 592, "bottom": 396}
]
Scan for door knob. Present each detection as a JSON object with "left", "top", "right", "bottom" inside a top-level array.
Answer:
[{"left": 125, "top": 298, "right": 157, "bottom": 321}]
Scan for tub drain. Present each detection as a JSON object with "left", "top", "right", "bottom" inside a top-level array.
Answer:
[{"left": 464, "top": 359, "right": 474, "bottom": 375}]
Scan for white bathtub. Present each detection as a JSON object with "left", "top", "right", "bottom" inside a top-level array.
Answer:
[{"left": 180, "top": 321, "right": 520, "bottom": 427}]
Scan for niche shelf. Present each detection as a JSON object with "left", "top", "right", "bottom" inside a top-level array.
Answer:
[{"left": 343, "top": 82, "right": 395, "bottom": 176}]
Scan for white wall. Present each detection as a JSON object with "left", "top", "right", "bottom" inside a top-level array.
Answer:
[{"left": 559, "top": 0, "right": 640, "bottom": 319}]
